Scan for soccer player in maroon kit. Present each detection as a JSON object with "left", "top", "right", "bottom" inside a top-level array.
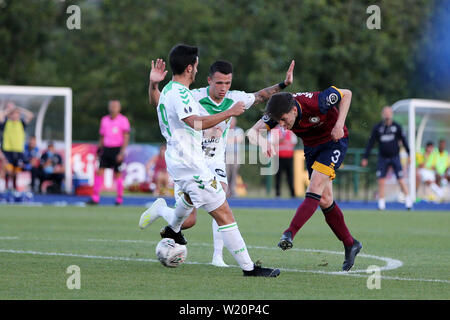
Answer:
[{"left": 248, "top": 86, "right": 362, "bottom": 271}]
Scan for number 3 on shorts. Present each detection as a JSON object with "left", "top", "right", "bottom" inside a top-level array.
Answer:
[{"left": 331, "top": 150, "right": 341, "bottom": 163}]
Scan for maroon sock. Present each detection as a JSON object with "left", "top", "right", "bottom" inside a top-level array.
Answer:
[
  {"left": 322, "top": 201, "right": 354, "bottom": 247},
  {"left": 285, "top": 192, "right": 321, "bottom": 238}
]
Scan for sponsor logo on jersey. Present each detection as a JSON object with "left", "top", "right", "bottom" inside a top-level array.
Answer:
[
  {"left": 211, "top": 177, "right": 218, "bottom": 189},
  {"left": 215, "top": 168, "right": 226, "bottom": 177},
  {"left": 202, "top": 137, "right": 220, "bottom": 144},
  {"left": 309, "top": 116, "right": 320, "bottom": 124},
  {"left": 327, "top": 93, "right": 339, "bottom": 105},
  {"left": 293, "top": 92, "right": 314, "bottom": 99},
  {"left": 380, "top": 134, "right": 395, "bottom": 142},
  {"left": 202, "top": 145, "right": 216, "bottom": 157}
]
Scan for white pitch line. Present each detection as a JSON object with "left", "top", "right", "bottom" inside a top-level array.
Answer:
[
  {"left": 1, "top": 237, "right": 449, "bottom": 284},
  {"left": 85, "top": 238, "right": 403, "bottom": 273},
  {"left": 1, "top": 248, "right": 449, "bottom": 284}
]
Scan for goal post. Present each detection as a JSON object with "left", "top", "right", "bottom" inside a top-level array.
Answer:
[
  {"left": 0, "top": 85, "right": 73, "bottom": 193},
  {"left": 392, "top": 99, "right": 450, "bottom": 201}
]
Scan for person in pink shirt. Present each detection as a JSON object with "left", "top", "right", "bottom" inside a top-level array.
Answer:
[{"left": 87, "top": 100, "right": 130, "bottom": 205}]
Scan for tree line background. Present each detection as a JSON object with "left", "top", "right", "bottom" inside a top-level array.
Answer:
[{"left": 1, "top": 0, "right": 448, "bottom": 147}]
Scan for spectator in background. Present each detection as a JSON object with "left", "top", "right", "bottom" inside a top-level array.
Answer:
[
  {"left": 225, "top": 117, "right": 244, "bottom": 197},
  {"left": 38, "top": 141, "right": 64, "bottom": 194},
  {"left": 0, "top": 102, "right": 34, "bottom": 191},
  {"left": 0, "top": 150, "right": 6, "bottom": 191},
  {"left": 431, "top": 139, "right": 449, "bottom": 188},
  {"left": 416, "top": 141, "right": 443, "bottom": 200},
  {"left": 88, "top": 100, "right": 130, "bottom": 205},
  {"left": 272, "top": 126, "right": 297, "bottom": 198},
  {"left": 361, "top": 106, "right": 412, "bottom": 210},
  {"left": 23, "top": 135, "right": 40, "bottom": 192},
  {"left": 146, "top": 144, "right": 169, "bottom": 195}
]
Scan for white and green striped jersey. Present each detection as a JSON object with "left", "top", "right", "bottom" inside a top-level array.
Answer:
[
  {"left": 191, "top": 87, "right": 255, "bottom": 163},
  {"left": 157, "top": 81, "right": 209, "bottom": 179}
]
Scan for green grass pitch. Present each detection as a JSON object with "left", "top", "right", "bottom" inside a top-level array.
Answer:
[{"left": 0, "top": 204, "right": 449, "bottom": 299}]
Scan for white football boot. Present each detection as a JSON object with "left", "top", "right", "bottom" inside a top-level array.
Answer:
[{"left": 139, "top": 198, "right": 167, "bottom": 229}]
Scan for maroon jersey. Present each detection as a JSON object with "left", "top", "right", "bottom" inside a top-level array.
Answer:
[{"left": 262, "top": 86, "right": 348, "bottom": 147}]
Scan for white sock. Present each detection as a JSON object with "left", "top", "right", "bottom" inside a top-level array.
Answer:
[
  {"left": 219, "top": 222, "right": 253, "bottom": 271},
  {"left": 378, "top": 198, "right": 386, "bottom": 209},
  {"left": 159, "top": 195, "right": 194, "bottom": 233},
  {"left": 405, "top": 195, "right": 412, "bottom": 208},
  {"left": 212, "top": 219, "right": 224, "bottom": 257}
]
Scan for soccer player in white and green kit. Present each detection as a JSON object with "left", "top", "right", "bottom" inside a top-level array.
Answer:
[
  {"left": 139, "top": 44, "right": 281, "bottom": 277},
  {"left": 143, "top": 55, "right": 294, "bottom": 267}
]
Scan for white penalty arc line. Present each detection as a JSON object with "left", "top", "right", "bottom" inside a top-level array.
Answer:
[
  {"left": 0, "top": 248, "right": 449, "bottom": 284},
  {"left": 84, "top": 239, "right": 402, "bottom": 273},
  {"left": 0, "top": 237, "right": 449, "bottom": 284}
]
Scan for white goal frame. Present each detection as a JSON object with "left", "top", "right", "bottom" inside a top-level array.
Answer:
[
  {"left": 0, "top": 85, "right": 73, "bottom": 193},
  {"left": 392, "top": 98, "right": 450, "bottom": 201}
]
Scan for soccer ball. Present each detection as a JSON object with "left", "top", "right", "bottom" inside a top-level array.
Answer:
[{"left": 155, "top": 238, "right": 187, "bottom": 267}]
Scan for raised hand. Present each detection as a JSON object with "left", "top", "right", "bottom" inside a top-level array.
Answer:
[
  {"left": 284, "top": 60, "right": 295, "bottom": 86},
  {"left": 150, "top": 59, "right": 168, "bottom": 84}
]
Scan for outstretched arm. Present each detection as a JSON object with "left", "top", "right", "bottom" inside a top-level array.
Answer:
[
  {"left": 17, "top": 106, "right": 34, "bottom": 124},
  {"left": 252, "top": 60, "right": 295, "bottom": 105},
  {"left": 247, "top": 119, "right": 276, "bottom": 158},
  {"left": 0, "top": 102, "right": 15, "bottom": 123},
  {"left": 183, "top": 101, "right": 246, "bottom": 130},
  {"left": 148, "top": 59, "right": 168, "bottom": 107}
]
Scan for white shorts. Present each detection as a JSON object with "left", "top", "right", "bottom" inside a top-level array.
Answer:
[
  {"left": 419, "top": 168, "right": 436, "bottom": 182},
  {"left": 174, "top": 172, "right": 226, "bottom": 213},
  {"left": 206, "top": 161, "right": 228, "bottom": 185}
]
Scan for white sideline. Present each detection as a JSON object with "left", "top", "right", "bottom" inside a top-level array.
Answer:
[{"left": 0, "top": 236, "right": 449, "bottom": 284}]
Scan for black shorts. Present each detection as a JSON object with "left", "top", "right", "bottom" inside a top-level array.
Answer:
[
  {"left": 99, "top": 147, "right": 122, "bottom": 172},
  {"left": 3, "top": 151, "right": 24, "bottom": 169},
  {"left": 376, "top": 155, "right": 403, "bottom": 179},
  {"left": 304, "top": 137, "right": 349, "bottom": 180}
]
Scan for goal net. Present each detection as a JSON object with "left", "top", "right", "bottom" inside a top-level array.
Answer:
[{"left": 0, "top": 86, "right": 72, "bottom": 193}]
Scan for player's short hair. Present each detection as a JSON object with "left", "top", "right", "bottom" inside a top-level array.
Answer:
[
  {"left": 426, "top": 141, "right": 434, "bottom": 147},
  {"left": 209, "top": 60, "right": 233, "bottom": 76},
  {"left": 264, "top": 92, "right": 296, "bottom": 121},
  {"left": 169, "top": 44, "right": 199, "bottom": 75}
]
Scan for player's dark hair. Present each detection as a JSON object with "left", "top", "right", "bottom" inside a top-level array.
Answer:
[
  {"left": 169, "top": 44, "right": 199, "bottom": 75},
  {"left": 209, "top": 60, "right": 233, "bottom": 76},
  {"left": 264, "top": 92, "right": 296, "bottom": 121},
  {"left": 426, "top": 141, "right": 434, "bottom": 147}
]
